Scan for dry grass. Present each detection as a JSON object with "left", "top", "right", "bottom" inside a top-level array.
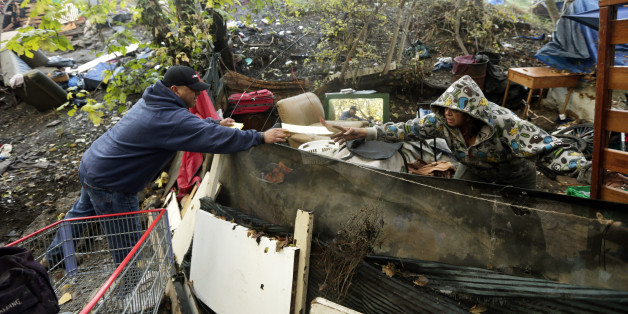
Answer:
[{"left": 319, "top": 205, "right": 384, "bottom": 303}]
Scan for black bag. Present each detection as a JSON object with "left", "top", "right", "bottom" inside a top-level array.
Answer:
[
  {"left": 0, "top": 247, "right": 59, "bottom": 314},
  {"left": 346, "top": 139, "right": 403, "bottom": 160}
]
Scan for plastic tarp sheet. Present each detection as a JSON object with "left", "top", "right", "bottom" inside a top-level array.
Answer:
[
  {"left": 563, "top": 6, "right": 628, "bottom": 30},
  {"left": 535, "top": 0, "right": 628, "bottom": 73}
]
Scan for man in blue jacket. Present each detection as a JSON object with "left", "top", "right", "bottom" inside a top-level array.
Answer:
[{"left": 44, "top": 66, "right": 288, "bottom": 269}]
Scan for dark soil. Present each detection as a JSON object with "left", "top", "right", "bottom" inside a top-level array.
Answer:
[{"left": 1, "top": 5, "right": 569, "bottom": 246}]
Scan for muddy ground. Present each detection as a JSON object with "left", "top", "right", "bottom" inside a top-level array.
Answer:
[{"left": 0, "top": 4, "right": 569, "bottom": 246}]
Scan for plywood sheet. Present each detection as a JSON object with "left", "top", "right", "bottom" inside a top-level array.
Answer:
[{"left": 190, "top": 210, "right": 298, "bottom": 314}]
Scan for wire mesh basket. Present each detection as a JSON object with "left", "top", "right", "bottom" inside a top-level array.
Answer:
[{"left": 7, "top": 209, "right": 173, "bottom": 314}]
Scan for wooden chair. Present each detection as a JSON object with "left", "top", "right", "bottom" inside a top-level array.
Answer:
[
  {"left": 276, "top": 92, "right": 368, "bottom": 148},
  {"left": 590, "top": 0, "right": 628, "bottom": 203}
]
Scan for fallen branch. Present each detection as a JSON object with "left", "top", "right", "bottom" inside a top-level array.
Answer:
[{"left": 235, "top": 35, "right": 275, "bottom": 47}]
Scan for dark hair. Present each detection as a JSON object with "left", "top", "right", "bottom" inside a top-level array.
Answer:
[
  {"left": 350, "top": 106, "right": 357, "bottom": 111},
  {"left": 438, "top": 107, "right": 483, "bottom": 136}
]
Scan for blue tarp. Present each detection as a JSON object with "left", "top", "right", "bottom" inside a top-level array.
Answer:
[
  {"left": 485, "top": 0, "right": 504, "bottom": 4},
  {"left": 535, "top": 0, "right": 628, "bottom": 73},
  {"left": 563, "top": 6, "right": 628, "bottom": 30}
]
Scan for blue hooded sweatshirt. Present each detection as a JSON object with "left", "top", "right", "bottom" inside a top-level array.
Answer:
[{"left": 79, "top": 80, "right": 264, "bottom": 193}]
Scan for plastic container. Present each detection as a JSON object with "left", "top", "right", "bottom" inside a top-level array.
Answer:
[
  {"left": 452, "top": 55, "right": 488, "bottom": 90},
  {"left": 566, "top": 186, "right": 590, "bottom": 198},
  {"left": 298, "top": 140, "right": 339, "bottom": 157}
]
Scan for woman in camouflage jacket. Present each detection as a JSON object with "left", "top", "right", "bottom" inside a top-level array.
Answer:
[{"left": 332, "top": 75, "right": 591, "bottom": 189}]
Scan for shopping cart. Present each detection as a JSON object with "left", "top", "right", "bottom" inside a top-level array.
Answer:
[{"left": 7, "top": 209, "right": 174, "bottom": 314}]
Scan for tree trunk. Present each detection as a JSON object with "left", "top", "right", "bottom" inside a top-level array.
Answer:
[
  {"left": 137, "top": 0, "right": 171, "bottom": 46},
  {"left": 174, "top": 0, "right": 199, "bottom": 28},
  {"left": 545, "top": 0, "right": 561, "bottom": 27},
  {"left": 382, "top": 0, "right": 405, "bottom": 75},
  {"left": 339, "top": 6, "right": 381, "bottom": 81},
  {"left": 209, "top": 9, "right": 235, "bottom": 71},
  {"left": 396, "top": 0, "right": 417, "bottom": 66},
  {"left": 454, "top": 0, "right": 469, "bottom": 55}
]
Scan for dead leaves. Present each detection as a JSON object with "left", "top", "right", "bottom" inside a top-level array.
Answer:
[
  {"left": 382, "top": 262, "right": 396, "bottom": 277},
  {"left": 413, "top": 275, "right": 429, "bottom": 287},
  {"left": 58, "top": 292, "right": 72, "bottom": 305},
  {"left": 470, "top": 304, "right": 487, "bottom": 313},
  {"left": 247, "top": 229, "right": 294, "bottom": 252},
  {"left": 247, "top": 229, "right": 264, "bottom": 239},
  {"left": 275, "top": 237, "right": 292, "bottom": 252},
  {"left": 380, "top": 262, "right": 431, "bottom": 288}
]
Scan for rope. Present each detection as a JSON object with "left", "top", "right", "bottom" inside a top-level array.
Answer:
[{"left": 342, "top": 160, "right": 621, "bottom": 224}]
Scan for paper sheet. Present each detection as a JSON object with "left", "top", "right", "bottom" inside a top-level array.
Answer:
[
  {"left": 230, "top": 122, "right": 244, "bottom": 130},
  {"left": 281, "top": 123, "right": 333, "bottom": 135}
]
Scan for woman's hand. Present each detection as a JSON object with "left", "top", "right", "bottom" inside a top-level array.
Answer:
[{"left": 331, "top": 127, "right": 367, "bottom": 145}]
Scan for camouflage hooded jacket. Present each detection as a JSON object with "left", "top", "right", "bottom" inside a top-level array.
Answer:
[{"left": 365, "top": 75, "right": 590, "bottom": 181}]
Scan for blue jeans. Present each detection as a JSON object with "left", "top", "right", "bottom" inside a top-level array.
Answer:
[{"left": 46, "top": 174, "right": 141, "bottom": 267}]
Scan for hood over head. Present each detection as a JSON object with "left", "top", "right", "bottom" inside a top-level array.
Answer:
[{"left": 430, "top": 75, "right": 494, "bottom": 129}]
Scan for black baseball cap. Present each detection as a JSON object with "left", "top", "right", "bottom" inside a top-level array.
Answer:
[{"left": 162, "top": 66, "right": 210, "bottom": 91}]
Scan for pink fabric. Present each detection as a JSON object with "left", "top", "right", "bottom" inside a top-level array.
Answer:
[{"left": 176, "top": 72, "right": 219, "bottom": 198}]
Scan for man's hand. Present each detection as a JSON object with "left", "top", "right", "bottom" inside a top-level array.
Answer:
[
  {"left": 219, "top": 118, "right": 235, "bottom": 127},
  {"left": 263, "top": 128, "right": 289, "bottom": 144},
  {"left": 331, "top": 127, "right": 367, "bottom": 145}
]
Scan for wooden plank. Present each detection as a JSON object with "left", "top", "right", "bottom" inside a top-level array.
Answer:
[
  {"left": 600, "top": 185, "right": 628, "bottom": 204},
  {"left": 591, "top": 5, "right": 617, "bottom": 199},
  {"left": 169, "top": 274, "right": 201, "bottom": 314},
  {"left": 225, "top": 70, "right": 310, "bottom": 101},
  {"left": 179, "top": 184, "right": 198, "bottom": 218},
  {"left": 605, "top": 109, "right": 628, "bottom": 133},
  {"left": 171, "top": 154, "right": 225, "bottom": 266},
  {"left": 608, "top": 67, "right": 628, "bottom": 90},
  {"left": 200, "top": 153, "right": 213, "bottom": 179},
  {"left": 294, "top": 210, "right": 313, "bottom": 314},
  {"left": 206, "top": 154, "right": 225, "bottom": 201},
  {"left": 599, "top": 0, "right": 628, "bottom": 7},
  {"left": 190, "top": 210, "right": 299, "bottom": 314},
  {"left": 164, "top": 280, "right": 183, "bottom": 314},
  {"left": 171, "top": 173, "right": 209, "bottom": 265},
  {"left": 164, "top": 151, "right": 184, "bottom": 197},
  {"left": 602, "top": 148, "right": 628, "bottom": 174},
  {"left": 165, "top": 190, "right": 181, "bottom": 232},
  {"left": 610, "top": 19, "right": 628, "bottom": 44}
]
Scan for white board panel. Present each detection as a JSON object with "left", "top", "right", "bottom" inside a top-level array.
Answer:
[
  {"left": 310, "top": 297, "right": 362, "bottom": 314},
  {"left": 190, "top": 210, "right": 298, "bottom": 314},
  {"left": 164, "top": 190, "right": 181, "bottom": 232},
  {"left": 68, "top": 43, "right": 139, "bottom": 74}
]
